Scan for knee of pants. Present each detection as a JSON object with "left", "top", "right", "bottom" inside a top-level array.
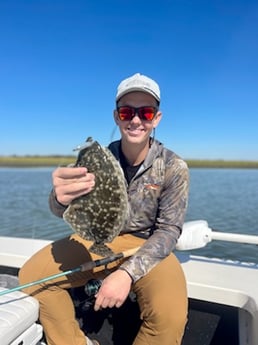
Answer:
[
  {"left": 139, "top": 292, "right": 188, "bottom": 330},
  {"left": 18, "top": 255, "right": 51, "bottom": 296},
  {"left": 134, "top": 255, "right": 188, "bottom": 331},
  {"left": 19, "top": 261, "right": 30, "bottom": 284},
  {"left": 18, "top": 261, "right": 36, "bottom": 295}
]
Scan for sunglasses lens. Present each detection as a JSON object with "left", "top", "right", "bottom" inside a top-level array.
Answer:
[
  {"left": 139, "top": 107, "right": 156, "bottom": 121},
  {"left": 118, "top": 107, "right": 133, "bottom": 121}
]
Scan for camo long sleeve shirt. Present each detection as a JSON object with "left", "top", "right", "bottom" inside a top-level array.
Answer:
[{"left": 49, "top": 139, "right": 189, "bottom": 283}]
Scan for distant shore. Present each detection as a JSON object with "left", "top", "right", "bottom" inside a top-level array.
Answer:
[{"left": 0, "top": 155, "right": 258, "bottom": 169}]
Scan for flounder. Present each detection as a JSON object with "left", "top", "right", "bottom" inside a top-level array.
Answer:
[{"left": 63, "top": 137, "right": 128, "bottom": 256}]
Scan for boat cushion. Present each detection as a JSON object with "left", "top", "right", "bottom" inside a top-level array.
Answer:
[{"left": 0, "top": 287, "right": 42, "bottom": 345}]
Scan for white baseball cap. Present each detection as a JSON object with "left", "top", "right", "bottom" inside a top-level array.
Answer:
[{"left": 116, "top": 73, "right": 160, "bottom": 102}]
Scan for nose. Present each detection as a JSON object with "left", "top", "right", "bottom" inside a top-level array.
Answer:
[{"left": 130, "top": 112, "right": 142, "bottom": 123}]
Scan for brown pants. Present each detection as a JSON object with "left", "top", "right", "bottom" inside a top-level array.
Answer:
[{"left": 19, "top": 233, "right": 188, "bottom": 345}]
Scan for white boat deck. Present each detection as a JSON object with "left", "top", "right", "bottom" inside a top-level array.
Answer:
[
  {"left": 178, "top": 252, "right": 258, "bottom": 345},
  {"left": 179, "top": 253, "right": 258, "bottom": 312},
  {"left": 0, "top": 236, "right": 52, "bottom": 268},
  {"left": 1, "top": 236, "right": 258, "bottom": 344}
]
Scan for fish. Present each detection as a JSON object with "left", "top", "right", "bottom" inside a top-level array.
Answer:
[{"left": 63, "top": 137, "right": 128, "bottom": 257}]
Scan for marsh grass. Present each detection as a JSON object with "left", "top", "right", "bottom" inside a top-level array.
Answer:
[
  {"left": 186, "top": 159, "right": 258, "bottom": 169},
  {"left": 0, "top": 155, "right": 76, "bottom": 167},
  {"left": 0, "top": 156, "right": 257, "bottom": 169}
]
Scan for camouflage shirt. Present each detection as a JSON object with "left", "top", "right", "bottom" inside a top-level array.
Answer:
[{"left": 49, "top": 139, "right": 189, "bottom": 282}]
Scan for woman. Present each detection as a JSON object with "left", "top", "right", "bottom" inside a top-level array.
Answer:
[{"left": 19, "top": 73, "right": 189, "bottom": 345}]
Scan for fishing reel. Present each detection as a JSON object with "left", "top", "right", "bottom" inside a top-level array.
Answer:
[{"left": 84, "top": 279, "right": 102, "bottom": 297}]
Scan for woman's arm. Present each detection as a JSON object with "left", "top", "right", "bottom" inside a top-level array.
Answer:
[{"left": 120, "top": 158, "right": 189, "bottom": 282}]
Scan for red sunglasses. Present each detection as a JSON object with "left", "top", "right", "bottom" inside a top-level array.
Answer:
[{"left": 116, "top": 106, "right": 157, "bottom": 121}]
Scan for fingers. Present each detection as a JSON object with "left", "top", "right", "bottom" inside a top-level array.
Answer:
[
  {"left": 94, "top": 289, "right": 118, "bottom": 311},
  {"left": 52, "top": 167, "right": 95, "bottom": 205},
  {"left": 97, "top": 297, "right": 116, "bottom": 309},
  {"left": 94, "top": 297, "right": 123, "bottom": 311},
  {"left": 115, "top": 300, "right": 123, "bottom": 308},
  {"left": 94, "top": 303, "right": 101, "bottom": 311},
  {"left": 53, "top": 166, "right": 88, "bottom": 179}
]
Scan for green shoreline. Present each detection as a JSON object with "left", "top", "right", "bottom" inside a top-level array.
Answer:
[{"left": 0, "top": 156, "right": 258, "bottom": 169}]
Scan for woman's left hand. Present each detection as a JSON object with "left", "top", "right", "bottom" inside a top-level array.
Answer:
[{"left": 94, "top": 269, "right": 132, "bottom": 311}]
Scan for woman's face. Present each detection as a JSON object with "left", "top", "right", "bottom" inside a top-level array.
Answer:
[{"left": 114, "top": 91, "right": 162, "bottom": 146}]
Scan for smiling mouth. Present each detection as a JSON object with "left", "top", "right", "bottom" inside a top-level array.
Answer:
[
  {"left": 126, "top": 127, "right": 144, "bottom": 135},
  {"left": 127, "top": 126, "right": 144, "bottom": 132}
]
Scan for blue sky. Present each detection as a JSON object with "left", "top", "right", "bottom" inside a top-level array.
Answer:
[{"left": 0, "top": 0, "right": 257, "bottom": 160}]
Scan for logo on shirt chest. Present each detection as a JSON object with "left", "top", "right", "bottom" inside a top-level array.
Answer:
[{"left": 144, "top": 183, "right": 160, "bottom": 190}]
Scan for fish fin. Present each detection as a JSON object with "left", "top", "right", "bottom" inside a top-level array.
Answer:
[{"left": 89, "top": 243, "right": 114, "bottom": 257}]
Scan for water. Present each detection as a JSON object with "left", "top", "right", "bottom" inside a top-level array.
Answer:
[
  {"left": 185, "top": 168, "right": 258, "bottom": 263},
  {"left": 0, "top": 168, "right": 72, "bottom": 240},
  {"left": 0, "top": 167, "right": 257, "bottom": 263}
]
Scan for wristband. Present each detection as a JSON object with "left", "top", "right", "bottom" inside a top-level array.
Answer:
[{"left": 118, "top": 267, "right": 134, "bottom": 283}]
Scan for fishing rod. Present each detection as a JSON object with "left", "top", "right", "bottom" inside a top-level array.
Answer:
[
  {"left": 176, "top": 220, "right": 258, "bottom": 250},
  {"left": 0, "top": 247, "right": 140, "bottom": 297},
  {"left": 1, "top": 220, "right": 257, "bottom": 296}
]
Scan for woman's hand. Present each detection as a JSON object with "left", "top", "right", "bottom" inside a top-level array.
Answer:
[
  {"left": 52, "top": 167, "right": 95, "bottom": 205},
  {"left": 94, "top": 269, "right": 132, "bottom": 311}
]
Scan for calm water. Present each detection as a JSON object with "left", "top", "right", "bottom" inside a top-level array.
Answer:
[{"left": 0, "top": 167, "right": 258, "bottom": 263}]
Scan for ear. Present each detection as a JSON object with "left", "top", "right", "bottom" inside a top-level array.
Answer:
[
  {"left": 113, "top": 109, "right": 119, "bottom": 125},
  {"left": 153, "top": 111, "right": 162, "bottom": 128}
]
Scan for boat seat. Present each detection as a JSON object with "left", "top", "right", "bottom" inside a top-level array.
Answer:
[{"left": 0, "top": 287, "right": 43, "bottom": 345}]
